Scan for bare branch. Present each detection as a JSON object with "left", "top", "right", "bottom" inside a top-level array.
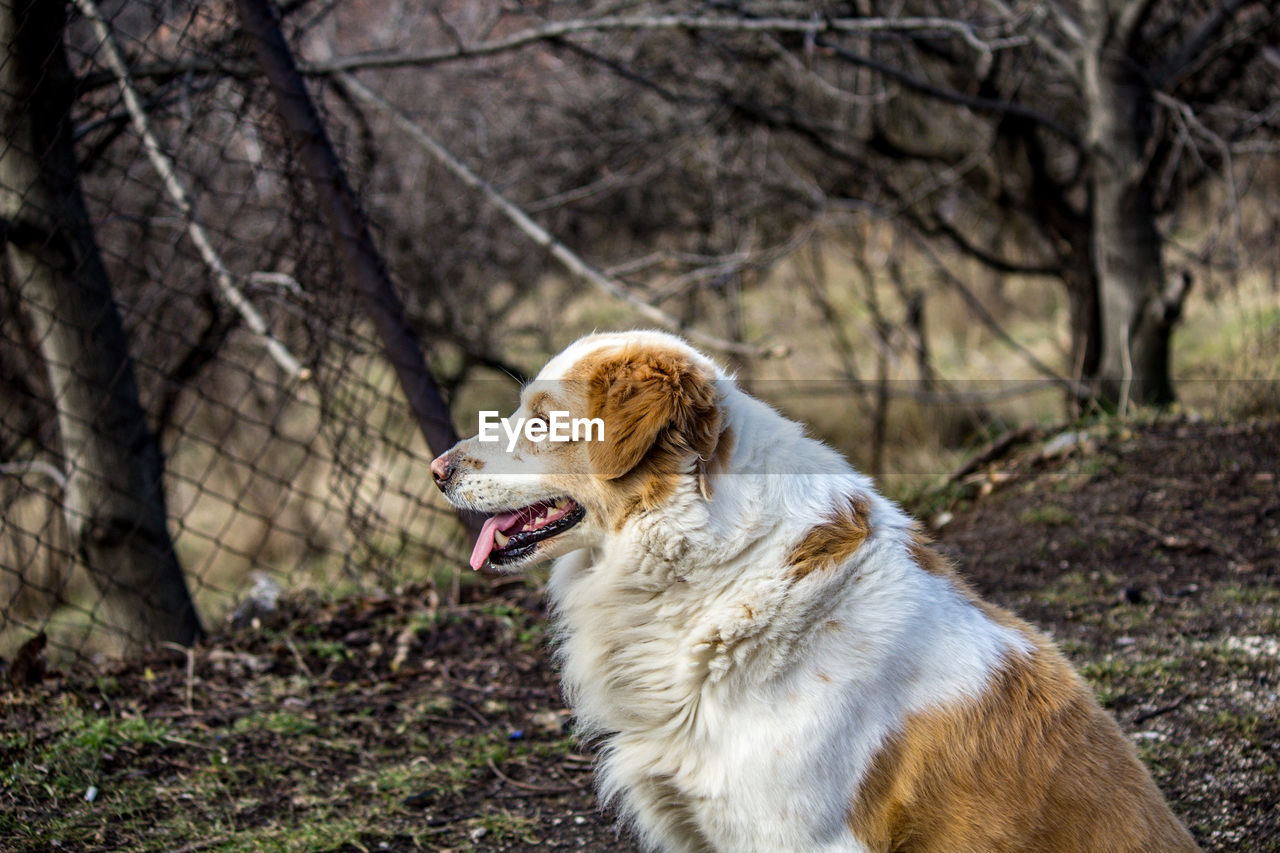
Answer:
[
  {"left": 522, "top": 159, "right": 669, "bottom": 214},
  {"left": 829, "top": 179, "right": 1065, "bottom": 279},
  {"left": 815, "top": 38, "right": 1082, "bottom": 146},
  {"left": 907, "top": 209, "right": 1063, "bottom": 277},
  {"left": 649, "top": 227, "right": 816, "bottom": 306},
  {"left": 977, "top": 0, "right": 1079, "bottom": 75},
  {"left": 1154, "top": 91, "right": 1243, "bottom": 257},
  {"left": 902, "top": 230, "right": 1090, "bottom": 398},
  {"left": 0, "top": 460, "right": 69, "bottom": 493},
  {"left": 1115, "top": 0, "right": 1163, "bottom": 48},
  {"left": 768, "top": 376, "right": 1070, "bottom": 406},
  {"left": 1158, "top": 0, "right": 1253, "bottom": 87},
  {"left": 1043, "top": 0, "right": 1087, "bottom": 45},
  {"left": 315, "top": 14, "right": 1017, "bottom": 74},
  {"left": 72, "top": 0, "right": 310, "bottom": 382},
  {"left": 80, "top": 11, "right": 1024, "bottom": 91},
  {"left": 762, "top": 33, "right": 898, "bottom": 107},
  {"left": 78, "top": 57, "right": 235, "bottom": 93},
  {"left": 333, "top": 72, "right": 786, "bottom": 360}
]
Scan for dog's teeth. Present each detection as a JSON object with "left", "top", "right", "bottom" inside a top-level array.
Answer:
[
  {"left": 555, "top": 498, "right": 569, "bottom": 510},
  {"left": 495, "top": 531, "right": 510, "bottom": 547}
]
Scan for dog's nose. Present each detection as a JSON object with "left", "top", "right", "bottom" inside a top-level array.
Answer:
[{"left": 430, "top": 453, "right": 456, "bottom": 489}]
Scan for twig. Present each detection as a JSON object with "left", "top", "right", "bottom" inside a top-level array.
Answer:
[
  {"left": 904, "top": 230, "right": 1090, "bottom": 399},
  {"left": 763, "top": 32, "right": 897, "bottom": 107},
  {"left": 1116, "top": 515, "right": 1241, "bottom": 564},
  {"left": 815, "top": 38, "right": 1079, "bottom": 145},
  {"left": 946, "top": 425, "right": 1039, "bottom": 483},
  {"left": 486, "top": 757, "right": 581, "bottom": 795},
  {"left": 160, "top": 733, "right": 216, "bottom": 751},
  {"left": 417, "top": 713, "right": 478, "bottom": 728},
  {"left": 1118, "top": 321, "right": 1133, "bottom": 418},
  {"left": 316, "top": 14, "right": 1016, "bottom": 75},
  {"left": 977, "top": 0, "right": 1080, "bottom": 73},
  {"left": 160, "top": 641, "right": 197, "bottom": 714},
  {"left": 767, "top": 377, "right": 1066, "bottom": 405},
  {"left": 72, "top": 0, "right": 310, "bottom": 382},
  {"left": 1114, "top": 516, "right": 1192, "bottom": 549},
  {"left": 1154, "top": 91, "right": 1243, "bottom": 256},
  {"left": 0, "top": 460, "right": 69, "bottom": 492},
  {"left": 648, "top": 227, "right": 815, "bottom": 305},
  {"left": 450, "top": 696, "right": 491, "bottom": 727},
  {"left": 1158, "top": 0, "right": 1253, "bottom": 89},
  {"left": 282, "top": 635, "right": 316, "bottom": 680},
  {"left": 333, "top": 72, "right": 786, "bottom": 360},
  {"left": 1132, "top": 693, "right": 1190, "bottom": 725},
  {"left": 81, "top": 13, "right": 1025, "bottom": 91},
  {"left": 164, "top": 839, "right": 229, "bottom": 853},
  {"left": 248, "top": 270, "right": 308, "bottom": 299}
]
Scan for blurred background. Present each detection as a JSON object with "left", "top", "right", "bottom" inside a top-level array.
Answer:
[{"left": 2, "top": 0, "right": 1277, "bottom": 661}]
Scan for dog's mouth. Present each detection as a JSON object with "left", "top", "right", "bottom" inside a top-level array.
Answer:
[{"left": 469, "top": 498, "right": 585, "bottom": 571}]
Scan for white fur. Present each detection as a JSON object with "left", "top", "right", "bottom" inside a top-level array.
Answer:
[{"left": 445, "top": 332, "right": 1032, "bottom": 852}]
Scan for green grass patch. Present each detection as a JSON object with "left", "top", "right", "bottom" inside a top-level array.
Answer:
[
  {"left": 1078, "top": 656, "right": 1186, "bottom": 706},
  {"left": 1018, "top": 504, "right": 1077, "bottom": 526}
]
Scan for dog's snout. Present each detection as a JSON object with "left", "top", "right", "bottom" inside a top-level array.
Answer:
[{"left": 430, "top": 452, "right": 456, "bottom": 490}]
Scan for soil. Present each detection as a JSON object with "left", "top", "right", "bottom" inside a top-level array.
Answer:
[
  {"left": 2, "top": 416, "right": 1277, "bottom": 852},
  {"left": 934, "top": 416, "right": 1280, "bottom": 850}
]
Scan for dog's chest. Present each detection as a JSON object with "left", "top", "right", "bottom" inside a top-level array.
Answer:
[
  {"left": 547, "top": 546, "right": 1027, "bottom": 852},
  {"left": 551, "top": 574, "right": 886, "bottom": 851}
]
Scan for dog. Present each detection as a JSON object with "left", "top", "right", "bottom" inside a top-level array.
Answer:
[{"left": 431, "top": 330, "right": 1199, "bottom": 853}]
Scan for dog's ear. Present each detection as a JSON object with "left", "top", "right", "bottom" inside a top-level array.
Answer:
[{"left": 585, "top": 347, "right": 721, "bottom": 481}]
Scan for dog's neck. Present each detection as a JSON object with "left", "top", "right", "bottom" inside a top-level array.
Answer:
[
  {"left": 671, "top": 389, "right": 884, "bottom": 571},
  {"left": 546, "top": 389, "right": 919, "bottom": 727}
]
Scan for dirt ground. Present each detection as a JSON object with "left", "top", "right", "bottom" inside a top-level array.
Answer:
[{"left": 2, "top": 416, "right": 1277, "bottom": 851}]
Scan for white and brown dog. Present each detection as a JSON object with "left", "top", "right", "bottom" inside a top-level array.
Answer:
[{"left": 431, "top": 330, "right": 1199, "bottom": 853}]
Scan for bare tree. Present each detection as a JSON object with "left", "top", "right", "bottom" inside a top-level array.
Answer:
[
  {"left": 0, "top": 0, "right": 201, "bottom": 648},
  {"left": 281, "top": 0, "right": 1276, "bottom": 407}
]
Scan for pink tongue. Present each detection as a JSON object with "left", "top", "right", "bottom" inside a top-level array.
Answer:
[{"left": 469, "top": 510, "right": 523, "bottom": 571}]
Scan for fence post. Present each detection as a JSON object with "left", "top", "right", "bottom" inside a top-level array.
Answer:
[
  {"left": 233, "top": 0, "right": 466, "bottom": 468},
  {"left": 0, "top": 0, "right": 202, "bottom": 648}
]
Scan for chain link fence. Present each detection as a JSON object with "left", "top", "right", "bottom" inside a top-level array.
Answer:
[
  {"left": 4, "top": 0, "right": 1275, "bottom": 666},
  {"left": 1, "top": 0, "right": 468, "bottom": 663}
]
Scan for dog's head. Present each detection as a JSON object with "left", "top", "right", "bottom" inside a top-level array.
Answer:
[{"left": 432, "top": 331, "right": 728, "bottom": 572}]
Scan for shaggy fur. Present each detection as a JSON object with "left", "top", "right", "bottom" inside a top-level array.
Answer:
[{"left": 432, "top": 330, "right": 1199, "bottom": 853}]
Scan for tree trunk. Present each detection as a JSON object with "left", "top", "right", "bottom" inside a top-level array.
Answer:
[
  {"left": 1064, "top": 255, "right": 1102, "bottom": 405},
  {"left": 0, "top": 0, "right": 202, "bottom": 649},
  {"left": 1082, "top": 0, "right": 1186, "bottom": 408}
]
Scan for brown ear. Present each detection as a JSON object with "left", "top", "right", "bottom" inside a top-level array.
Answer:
[{"left": 585, "top": 346, "right": 721, "bottom": 481}]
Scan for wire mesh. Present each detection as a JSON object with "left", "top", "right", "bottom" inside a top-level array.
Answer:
[
  {"left": 4, "top": 0, "right": 1275, "bottom": 665},
  {"left": 1, "top": 0, "right": 463, "bottom": 663}
]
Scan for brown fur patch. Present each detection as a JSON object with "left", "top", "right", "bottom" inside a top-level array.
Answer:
[
  {"left": 568, "top": 343, "right": 721, "bottom": 522},
  {"left": 696, "top": 425, "right": 735, "bottom": 501},
  {"left": 524, "top": 391, "right": 552, "bottom": 418},
  {"left": 584, "top": 344, "right": 721, "bottom": 478},
  {"left": 785, "top": 496, "right": 872, "bottom": 581},
  {"left": 849, "top": 645, "right": 1200, "bottom": 852},
  {"left": 906, "top": 528, "right": 956, "bottom": 580},
  {"left": 710, "top": 425, "right": 735, "bottom": 472}
]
